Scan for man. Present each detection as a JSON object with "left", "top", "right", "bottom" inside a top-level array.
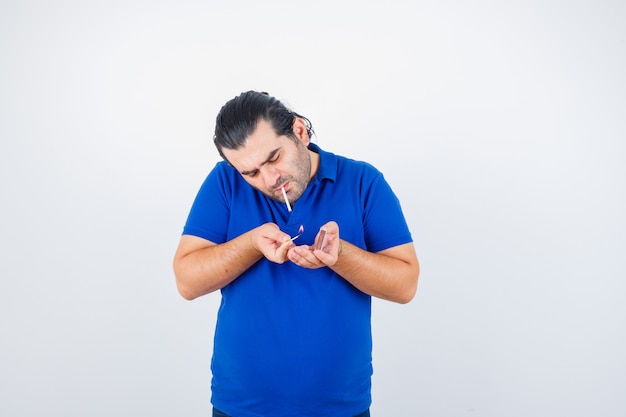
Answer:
[{"left": 173, "top": 91, "right": 419, "bottom": 417}]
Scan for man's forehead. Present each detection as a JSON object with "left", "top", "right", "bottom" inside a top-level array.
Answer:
[{"left": 223, "top": 136, "right": 287, "bottom": 174}]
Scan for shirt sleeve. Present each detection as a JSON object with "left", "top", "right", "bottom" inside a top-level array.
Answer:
[
  {"left": 182, "top": 163, "right": 231, "bottom": 244},
  {"left": 361, "top": 171, "right": 413, "bottom": 253}
]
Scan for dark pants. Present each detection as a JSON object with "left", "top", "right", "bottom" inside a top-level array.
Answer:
[{"left": 213, "top": 407, "right": 370, "bottom": 417}]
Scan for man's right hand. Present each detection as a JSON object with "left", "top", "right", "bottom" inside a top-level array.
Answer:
[
  {"left": 174, "top": 223, "right": 296, "bottom": 300},
  {"left": 250, "top": 222, "right": 295, "bottom": 264}
]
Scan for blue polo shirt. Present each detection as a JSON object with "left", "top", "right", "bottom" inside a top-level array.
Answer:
[{"left": 183, "top": 143, "right": 413, "bottom": 417}]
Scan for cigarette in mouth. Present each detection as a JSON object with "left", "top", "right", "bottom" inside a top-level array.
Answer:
[{"left": 281, "top": 186, "right": 292, "bottom": 212}]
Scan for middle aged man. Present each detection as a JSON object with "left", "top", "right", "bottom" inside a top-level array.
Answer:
[{"left": 174, "top": 91, "right": 420, "bottom": 417}]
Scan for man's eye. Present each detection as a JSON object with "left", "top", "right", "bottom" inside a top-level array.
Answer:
[{"left": 269, "top": 154, "right": 280, "bottom": 163}]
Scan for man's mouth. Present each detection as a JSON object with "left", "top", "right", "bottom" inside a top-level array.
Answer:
[{"left": 275, "top": 181, "right": 289, "bottom": 195}]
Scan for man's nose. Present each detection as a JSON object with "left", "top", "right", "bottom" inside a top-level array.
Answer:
[{"left": 262, "top": 166, "right": 281, "bottom": 189}]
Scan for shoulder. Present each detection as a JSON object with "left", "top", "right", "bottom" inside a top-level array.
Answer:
[
  {"left": 335, "top": 153, "right": 384, "bottom": 184},
  {"left": 201, "top": 160, "right": 245, "bottom": 189},
  {"left": 207, "top": 160, "right": 238, "bottom": 179},
  {"left": 315, "top": 143, "right": 383, "bottom": 182}
]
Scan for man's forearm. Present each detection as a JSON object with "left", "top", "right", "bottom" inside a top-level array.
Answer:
[
  {"left": 330, "top": 241, "right": 419, "bottom": 304},
  {"left": 174, "top": 233, "right": 263, "bottom": 300}
]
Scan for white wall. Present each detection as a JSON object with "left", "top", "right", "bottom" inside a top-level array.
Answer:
[{"left": 1, "top": 1, "right": 624, "bottom": 416}]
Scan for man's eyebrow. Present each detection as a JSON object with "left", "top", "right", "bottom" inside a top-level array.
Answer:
[{"left": 240, "top": 147, "right": 281, "bottom": 176}]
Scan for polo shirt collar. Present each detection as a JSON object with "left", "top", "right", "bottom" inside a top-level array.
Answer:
[{"left": 308, "top": 142, "right": 337, "bottom": 182}]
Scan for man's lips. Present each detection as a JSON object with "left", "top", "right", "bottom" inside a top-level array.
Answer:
[{"left": 275, "top": 182, "right": 289, "bottom": 194}]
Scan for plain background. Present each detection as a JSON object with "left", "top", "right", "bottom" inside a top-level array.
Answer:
[{"left": 1, "top": 1, "right": 624, "bottom": 416}]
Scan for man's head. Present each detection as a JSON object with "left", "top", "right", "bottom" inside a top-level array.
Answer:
[
  {"left": 213, "top": 91, "right": 318, "bottom": 205},
  {"left": 214, "top": 91, "right": 314, "bottom": 158}
]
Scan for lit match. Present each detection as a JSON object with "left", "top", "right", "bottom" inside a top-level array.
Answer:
[
  {"left": 281, "top": 186, "right": 292, "bottom": 212},
  {"left": 291, "top": 225, "right": 304, "bottom": 241}
]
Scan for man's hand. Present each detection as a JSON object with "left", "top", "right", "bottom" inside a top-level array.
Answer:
[
  {"left": 287, "top": 221, "right": 340, "bottom": 269},
  {"left": 286, "top": 221, "right": 419, "bottom": 303},
  {"left": 251, "top": 222, "right": 296, "bottom": 264}
]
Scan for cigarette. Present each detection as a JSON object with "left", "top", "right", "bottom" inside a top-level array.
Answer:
[{"left": 281, "top": 186, "right": 292, "bottom": 212}]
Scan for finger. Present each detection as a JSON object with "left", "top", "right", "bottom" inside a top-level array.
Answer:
[
  {"left": 313, "top": 247, "right": 337, "bottom": 266},
  {"left": 277, "top": 237, "right": 295, "bottom": 256},
  {"left": 292, "top": 255, "right": 319, "bottom": 269},
  {"left": 289, "top": 246, "right": 314, "bottom": 266}
]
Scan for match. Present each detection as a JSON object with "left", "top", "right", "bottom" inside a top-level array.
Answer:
[{"left": 291, "top": 225, "right": 304, "bottom": 241}]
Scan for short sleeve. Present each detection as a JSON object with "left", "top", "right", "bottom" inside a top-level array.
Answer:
[
  {"left": 182, "top": 163, "right": 232, "bottom": 244},
  {"left": 362, "top": 172, "right": 413, "bottom": 253}
]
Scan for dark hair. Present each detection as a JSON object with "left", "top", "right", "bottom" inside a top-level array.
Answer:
[{"left": 213, "top": 91, "right": 314, "bottom": 159}]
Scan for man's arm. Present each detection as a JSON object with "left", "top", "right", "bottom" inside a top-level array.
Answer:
[
  {"left": 330, "top": 241, "right": 419, "bottom": 304},
  {"left": 173, "top": 223, "right": 295, "bottom": 300}
]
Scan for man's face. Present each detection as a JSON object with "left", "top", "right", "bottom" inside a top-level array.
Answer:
[{"left": 221, "top": 118, "right": 314, "bottom": 204}]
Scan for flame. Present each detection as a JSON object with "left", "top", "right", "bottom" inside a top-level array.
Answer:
[{"left": 290, "top": 225, "right": 305, "bottom": 241}]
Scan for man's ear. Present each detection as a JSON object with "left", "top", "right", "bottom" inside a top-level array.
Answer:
[{"left": 292, "top": 118, "right": 310, "bottom": 145}]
